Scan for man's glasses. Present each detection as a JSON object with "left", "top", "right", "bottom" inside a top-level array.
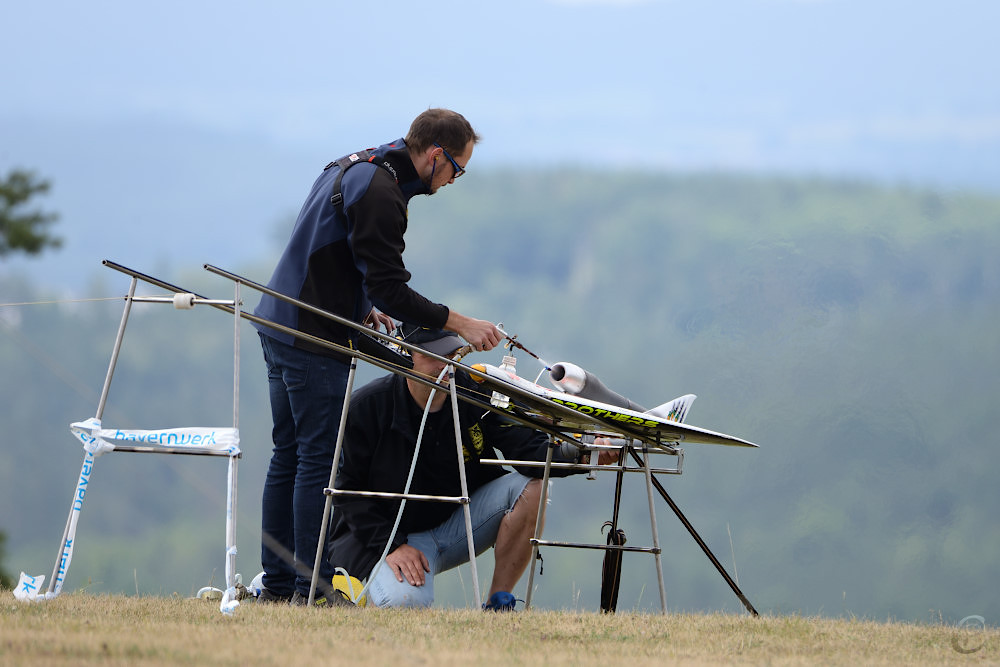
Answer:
[{"left": 433, "top": 142, "right": 466, "bottom": 179}]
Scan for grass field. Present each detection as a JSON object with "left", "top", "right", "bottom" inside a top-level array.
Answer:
[{"left": 2, "top": 590, "right": 996, "bottom": 665}]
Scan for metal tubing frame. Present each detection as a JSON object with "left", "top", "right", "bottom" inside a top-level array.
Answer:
[
  {"left": 523, "top": 440, "right": 671, "bottom": 613},
  {"left": 626, "top": 448, "right": 760, "bottom": 617},
  {"left": 48, "top": 266, "right": 242, "bottom": 598},
  {"left": 308, "top": 357, "right": 359, "bottom": 605},
  {"left": 108, "top": 263, "right": 705, "bottom": 458},
  {"left": 88, "top": 264, "right": 529, "bottom": 608},
  {"left": 529, "top": 541, "right": 659, "bottom": 554},
  {"left": 327, "top": 490, "right": 470, "bottom": 503},
  {"left": 189, "top": 258, "right": 483, "bottom": 607},
  {"left": 479, "top": 459, "right": 682, "bottom": 475},
  {"left": 100, "top": 260, "right": 759, "bottom": 615},
  {"left": 225, "top": 280, "right": 241, "bottom": 596},
  {"left": 97, "top": 277, "right": 137, "bottom": 422},
  {"left": 524, "top": 442, "right": 555, "bottom": 609},
  {"left": 312, "top": 360, "right": 482, "bottom": 607},
  {"left": 46, "top": 276, "right": 139, "bottom": 594},
  {"left": 105, "top": 446, "right": 234, "bottom": 457},
  {"left": 641, "top": 446, "right": 668, "bottom": 612},
  {"left": 202, "top": 262, "right": 694, "bottom": 450},
  {"left": 192, "top": 262, "right": 625, "bottom": 609},
  {"left": 448, "top": 362, "right": 482, "bottom": 607}
]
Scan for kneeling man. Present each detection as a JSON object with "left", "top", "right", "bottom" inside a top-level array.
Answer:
[{"left": 327, "top": 324, "right": 614, "bottom": 610}]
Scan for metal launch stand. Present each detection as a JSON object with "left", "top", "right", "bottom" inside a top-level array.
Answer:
[
  {"left": 485, "top": 434, "right": 758, "bottom": 616},
  {"left": 483, "top": 437, "right": 683, "bottom": 612},
  {"left": 207, "top": 260, "right": 761, "bottom": 615},
  {"left": 199, "top": 263, "right": 487, "bottom": 607},
  {"left": 39, "top": 261, "right": 244, "bottom": 611},
  {"left": 206, "top": 262, "right": 759, "bottom": 615}
]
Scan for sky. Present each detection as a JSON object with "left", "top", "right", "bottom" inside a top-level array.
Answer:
[{"left": 2, "top": 0, "right": 999, "bottom": 288}]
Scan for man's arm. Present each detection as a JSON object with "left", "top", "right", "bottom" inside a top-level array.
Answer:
[
  {"left": 348, "top": 170, "right": 501, "bottom": 351},
  {"left": 347, "top": 172, "right": 450, "bottom": 327}
]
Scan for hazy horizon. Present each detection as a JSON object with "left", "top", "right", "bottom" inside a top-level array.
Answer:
[{"left": 3, "top": 0, "right": 998, "bottom": 290}]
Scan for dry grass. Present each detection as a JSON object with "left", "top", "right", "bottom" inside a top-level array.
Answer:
[{"left": 2, "top": 590, "right": 997, "bottom": 666}]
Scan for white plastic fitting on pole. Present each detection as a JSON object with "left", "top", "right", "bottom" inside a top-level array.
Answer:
[{"left": 173, "top": 292, "right": 196, "bottom": 309}]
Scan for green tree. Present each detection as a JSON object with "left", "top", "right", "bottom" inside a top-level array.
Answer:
[
  {"left": 0, "top": 169, "right": 61, "bottom": 257},
  {"left": 1, "top": 168, "right": 60, "bottom": 589}
]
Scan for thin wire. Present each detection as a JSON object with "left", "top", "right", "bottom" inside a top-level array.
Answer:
[
  {"left": 0, "top": 296, "right": 148, "bottom": 308},
  {"left": 0, "top": 295, "right": 239, "bottom": 527}
]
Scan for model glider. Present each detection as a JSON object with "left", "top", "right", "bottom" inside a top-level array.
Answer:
[{"left": 464, "top": 360, "right": 757, "bottom": 450}]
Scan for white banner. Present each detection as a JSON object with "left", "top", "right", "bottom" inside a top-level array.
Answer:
[
  {"left": 14, "top": 572, "right": 54, "bottom": 602},
  {"left": 70, "top": 418, "right": 240, "bottom": 456}
]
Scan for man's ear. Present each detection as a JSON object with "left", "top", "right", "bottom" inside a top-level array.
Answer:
[{"left": 415, "top": 144, "right": 441, "bottom": 179}]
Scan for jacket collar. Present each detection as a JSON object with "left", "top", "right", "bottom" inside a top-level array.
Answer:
[{"left": 375, "top": 139, "right": 431, "bottom": 199}]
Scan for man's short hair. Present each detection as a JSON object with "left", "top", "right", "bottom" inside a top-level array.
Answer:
[{"left": 405, "top": 108, "right": 481, "bottom": 155}]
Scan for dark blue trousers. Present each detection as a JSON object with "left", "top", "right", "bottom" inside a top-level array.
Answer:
[{"left": 259, "top": 333, "right": 349, "bottom": 596}]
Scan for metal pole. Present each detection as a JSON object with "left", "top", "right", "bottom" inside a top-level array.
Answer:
[
  {"left": 232, "top": 282, "right": 240, "bottom": 432},
  {"left": 224, "top": 455, "right": 238, "bottom": 598},
  {"left": 449, "top": 363, "right": 481, "bottom": 608},
  {"left": 641, "top": 446, "right": 667, "bottom": 613},
  {"left": 226, "top": 281, "right": 241, "bottom": 594},
  {"left": 308, "top": 356, "right": 358, "bottom": 604},
  {"left": 96, "top": 276, "right": 138, "bottom": 420},
  {"left": 47, "top": 276, "right": 138, "bottom": 594},
  {"left": 628, "top": 448, "right": 760, "bottom": 617},
  {"left": 524, "top": 441, "right": 555, "bottom": 609}
]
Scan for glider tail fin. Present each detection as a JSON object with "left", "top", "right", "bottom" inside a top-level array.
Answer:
[{"left": 646, "top": 394, "right": 696, "bottom": 423}]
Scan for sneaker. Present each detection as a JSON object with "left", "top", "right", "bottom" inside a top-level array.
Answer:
[
  {"left": 234, "top": 582, "right": 253, "bottom": 601},
  {"left": 290, "top": 590, "right": 356, "bottom": 609},
  {"left": 256, "top": 586, "right": 293, "bottom": 604},
  {"left": 482, "top": 591, "right": 519, "bottom": 612}
]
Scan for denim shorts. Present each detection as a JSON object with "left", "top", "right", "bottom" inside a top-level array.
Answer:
[{"left": 366, "top": 471, "right": 533, "bottom": 608}]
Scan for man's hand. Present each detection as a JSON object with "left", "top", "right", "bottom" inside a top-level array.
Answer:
[
  {"left": 385, "top": 544, "right": 430, "bottom": 586},
  {"left": 445, "top": 311, "right": 502, "bottom": 352},
  {"left": 592, "top": 437, "right": 624, "bottom": 465},
  {"left": 364, "top": 308, "right": 396, "bottom": 333}
]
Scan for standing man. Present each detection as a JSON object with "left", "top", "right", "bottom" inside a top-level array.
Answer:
[
  {"left": 253, "top": 109, "right": 502, "bottom": 606},
  {"left": 328, "top": 325, "right": 617, "bottom": 610}
]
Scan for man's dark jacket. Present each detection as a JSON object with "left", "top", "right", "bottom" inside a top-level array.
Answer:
[
  {"left": 253, "top": 139, "right": 450, "bottom": 355},
  {"left": 327, "top": 370, "right": 580, "bottom": 579}
]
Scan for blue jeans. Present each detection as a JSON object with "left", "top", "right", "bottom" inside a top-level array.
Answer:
[
  {"left": 259, "top": 333, "right": 349, "bottom": 596},
  {"left": 367, "top": 472, "right": 533, "bottom": 608}
]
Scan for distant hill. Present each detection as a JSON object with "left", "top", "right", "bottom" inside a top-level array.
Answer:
[{"left": 2, "top": 113, "right": 998, "bottom": 295}]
